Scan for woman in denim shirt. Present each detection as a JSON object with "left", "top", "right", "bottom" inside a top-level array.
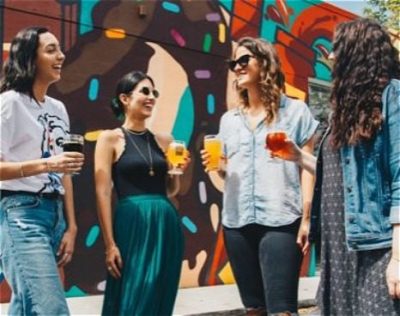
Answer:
[
  {"left": 274, "top": 19, "right": 400, "bottom": 315},
  {"left": 202, "top": 37, "right": 318, "bottom": 315},
  {"left": 0, "top": 27, "right": 84, "bottom": 315}
]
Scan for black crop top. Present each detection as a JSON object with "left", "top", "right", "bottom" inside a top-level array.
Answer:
[{"left": 112, "top": 129, "right": 168, "bottom": 198}]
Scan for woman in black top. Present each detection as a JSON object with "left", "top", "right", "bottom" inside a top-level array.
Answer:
[{"left": 94, "top": 71, "right": 190, "bottom": 315}]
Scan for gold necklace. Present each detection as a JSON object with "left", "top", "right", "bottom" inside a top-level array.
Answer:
[{"left": 123, "top": 128, "right": 155, "bottom": 176}]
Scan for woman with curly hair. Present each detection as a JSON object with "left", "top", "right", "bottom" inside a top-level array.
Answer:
[
  {"left": 272, "top": 18, "right": 400, "bottom": 315},
  {"left": 201, "top": 37, "right": 318, "bottom": 315}
]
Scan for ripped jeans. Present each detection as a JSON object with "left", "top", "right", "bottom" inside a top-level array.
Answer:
[{"left": 0, "top": 193, "right": 69, "bottom": 315}]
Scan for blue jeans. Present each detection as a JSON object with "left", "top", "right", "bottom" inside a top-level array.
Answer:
[
  {"left": 223, "top": 220, "right": 302, "bottom": 314},
  {"left": 0, "top": 193, "right": 69, "bottom": 315}
]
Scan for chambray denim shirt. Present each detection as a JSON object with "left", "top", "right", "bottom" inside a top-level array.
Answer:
[
  {"left": 310, "top": 79, "right": 400, "bottom": 251},
  {"left": 218, "top": 95, "right": 319, "bottom": 228}
]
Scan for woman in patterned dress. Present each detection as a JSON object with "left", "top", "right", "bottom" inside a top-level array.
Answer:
[{"left": 273, "top": 18, "right": 400, "bottom": 315}]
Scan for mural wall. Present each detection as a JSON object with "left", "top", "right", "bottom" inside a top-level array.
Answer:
[{"left": 0, "top": 0, "right": 356, "bottom": 299}]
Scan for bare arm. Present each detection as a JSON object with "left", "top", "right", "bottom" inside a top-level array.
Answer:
[
  {"left": 94, "top": 130, "right": 122, "bottom": 278},
  {"left": 57, "top": 175, "right": 78, "bottom": 267},
  {"left": 0, "top": 152, "right": 84, "bottom": 181},
  {"left": 387, "top": 224, "right": 400, "bottom": 299},
  {"left": 297, "top": 136, "right": 316, "bottom": 254}
]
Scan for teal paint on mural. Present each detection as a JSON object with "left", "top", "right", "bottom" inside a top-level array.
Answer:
[
  {"left": 85, "top": 225, "right": 100, "bottom": 247},
  {"left": 218, "top": 0, "right": 233, "bottom": 12},
  {"left": 171, "top": 87, "right": 194, "bottom": 145},
  {"left": 65, "top": 285, "right": 87, "bottom": 298},
  {"left": 162, "top": 1, "right": 181, "bottom": 13},
  {"left": 207, "top": 94, "right": 215, "bottom": 114},
  {"left": 203, "top": 33, "right": 212, "bottom": 53},
  {"left": 313, "top": 38, "right": 332, "bottom": 81},
  {"left": 314, "top": 62, "right": 332, "bottom": 82},
  {"left": 79, "top": 0, "right": 100, "bottom": 35},
  {"left": 182, "top": 216, "right": 197, "bottom": 233},
  {"left": 88, "top": 78, "right": 100, "bottom": 101}
]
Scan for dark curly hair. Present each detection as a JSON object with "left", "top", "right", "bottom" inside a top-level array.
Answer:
[
  {"left": 0, "top": 26, "right": 48, "bottom": 98},
  {"left": 111, "top": 71, "right": 155, "bottom": 120},
  {"left": 234, "top": 37, "right": 285, "bottom": 125},
  {"left": 330, "top": 18, "right": 400, "bottom": 148}
]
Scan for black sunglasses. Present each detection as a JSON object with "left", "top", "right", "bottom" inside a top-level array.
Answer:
[
  {"left": 228, "top": 54, "right": 254, "bottom": 71},
  {"left": 139, "top": 86, "right": 160, "bottom": 99}
]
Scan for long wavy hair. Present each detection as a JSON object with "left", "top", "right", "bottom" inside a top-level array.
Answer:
[
  {"left": 330, "top": 18, "right": 400, "bottom": 148},
  {"left": 234, "top": 37, "right": 285, "bottom": 125},
  {"left": 111, "top": 71, "right": 155, "bottom": 120},
  {"left": 0, "top": 26, "right": 48, "bottom": 98}
]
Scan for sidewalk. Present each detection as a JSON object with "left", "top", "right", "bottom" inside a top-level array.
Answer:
[{"left": 0, "top": 277, "right": 319, "bottom": 315}]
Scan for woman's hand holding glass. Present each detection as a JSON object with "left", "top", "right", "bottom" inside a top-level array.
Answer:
[
  {"left": 46, "top": 152, "right": 84, "bottom": 174},
  {"left": 201, "top": 135, "right": 225, "bottom": 172},
  {"left": 265, "top": 133, "right": 300, "bottom": 162}
]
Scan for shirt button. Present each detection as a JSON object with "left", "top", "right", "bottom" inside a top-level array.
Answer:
[
  {"left": 345, "top": 158, "right": 350, "bottom": 164},
  {"left": 347, "top": 187, "right": 352, "bottom": 193}
]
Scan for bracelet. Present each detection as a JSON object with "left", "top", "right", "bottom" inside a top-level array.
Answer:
[
  {"left": 19, "top": 163, "right": 25, "bottom": 177},
  {"left": 45, "top": 160, "right": 51, "bottom": 173}
]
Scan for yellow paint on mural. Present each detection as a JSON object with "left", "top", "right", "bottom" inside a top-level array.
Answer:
[
  {"left": 218, "top": 23, "right": 226, "bottom": 43},
  {"left": 3, "top": 43, "right": 10, "bottom": 51},
  {"left": 105, "top": 28, "right": 126, "bottom": 39},
  {"left": 285, "top": 83, "right": 306, "bottom": 101},
  {"left": 85, "top": 130, "right": 103, "bottom": 142},
  {"left": 218, "top": 262, "right": 236, "bottom": 284}
]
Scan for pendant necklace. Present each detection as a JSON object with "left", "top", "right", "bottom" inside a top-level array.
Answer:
[{"left": 123, "top": 128, "right": 155, "bottom": 176}]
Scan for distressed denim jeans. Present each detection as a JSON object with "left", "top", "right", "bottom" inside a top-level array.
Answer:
[{"left": 0, "top": 193, "right": 69, "bottom": 315}]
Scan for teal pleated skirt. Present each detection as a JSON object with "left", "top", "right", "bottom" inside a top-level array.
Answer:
[{"left": 102, "top": 194, "right": 184, "bottom": 316}]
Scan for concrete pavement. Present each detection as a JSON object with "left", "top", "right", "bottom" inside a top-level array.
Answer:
[{"left": 0, "top": 277, "right": 319, "bottom": 315}]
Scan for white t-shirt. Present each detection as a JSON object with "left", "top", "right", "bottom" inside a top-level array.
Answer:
[{"left": 0, "top": 90, "right": 70, "bottom": 194}]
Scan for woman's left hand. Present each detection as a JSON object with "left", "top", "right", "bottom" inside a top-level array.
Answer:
[
  {"left": 57, "top": 228, "right": 77, "bottom": 267},
  {"left": 386, "top": 257, "right": 400, "bottom": 299},
  {"left": 296, "top": 220, "right": 310, "bottom": 255}
]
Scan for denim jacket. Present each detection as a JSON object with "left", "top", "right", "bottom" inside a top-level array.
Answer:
[{"left": 310, "top": 79, "right": 400, "bottom": 251}]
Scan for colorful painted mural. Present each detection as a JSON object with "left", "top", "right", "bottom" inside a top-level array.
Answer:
[{"left": 0, "top": 0, "right": 356, "bottom": 300}]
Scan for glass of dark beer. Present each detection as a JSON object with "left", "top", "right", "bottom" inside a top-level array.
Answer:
[{"left": 62, "top": 134, "right": 84, "bottom": 175}]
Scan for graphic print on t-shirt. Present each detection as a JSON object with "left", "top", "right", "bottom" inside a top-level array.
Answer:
[{"left": 37, "top": 112, "right": 69, "bottom": 193}]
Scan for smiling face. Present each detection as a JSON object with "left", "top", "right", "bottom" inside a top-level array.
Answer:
[
  {"left": 34, "top": 32, "right": 65, "bottom": 86},
  {"left": 120, "top": 78, "right": 158, "bottom": 120},
  {"left": 232, "top": 46, "right": 261, "bottom": 89}
]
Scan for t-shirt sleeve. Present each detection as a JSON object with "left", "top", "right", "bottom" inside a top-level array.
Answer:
[
  {"left": 0, "top": 95, "right": 16, "bottom": 160},
  {"left": 295, "top": 102, "right": 319, "bottom": 147}
]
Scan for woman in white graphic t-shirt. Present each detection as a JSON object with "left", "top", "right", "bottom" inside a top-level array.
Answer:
[{"left": 0, "top": 27, "right": 84, "bottom": 315}]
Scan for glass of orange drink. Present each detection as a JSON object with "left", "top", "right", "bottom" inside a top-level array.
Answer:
[{"left": 204, "top": 135, "right": 223, "bottom": 171}]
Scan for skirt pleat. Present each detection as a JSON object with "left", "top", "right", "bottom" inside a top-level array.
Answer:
[{"left": 102, "top": 194, "right": 184, "bottom": 316}]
